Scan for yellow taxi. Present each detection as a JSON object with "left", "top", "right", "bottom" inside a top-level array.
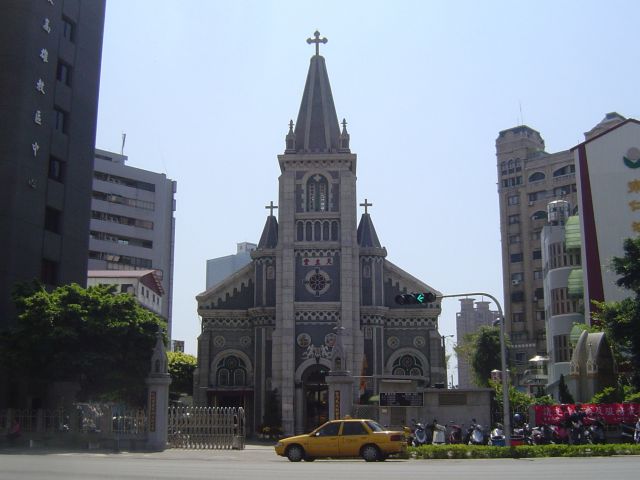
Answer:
[{"left": 274, "top": 418, "right": 407, "bottom": 462}]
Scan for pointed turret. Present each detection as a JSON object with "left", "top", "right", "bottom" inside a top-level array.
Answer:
[
  {"left": 357, "top": 199, "right": 381, "bottom": 248},
  {"left": 287, "top": 31, "right": 345, "bottom": 154},
  {"left": 258, "top": 202, "right": 279, "bottom": 249}
]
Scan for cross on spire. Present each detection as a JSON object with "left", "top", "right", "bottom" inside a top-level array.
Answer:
[
  {"left": 360, "top": 198, "right": 372, "bottom": 214},
  {"left": 307, "top": 30, "right": 327, "bottom": 56},
  {"left": 265, "top": 201, "right": 278, "bottom": 217}
]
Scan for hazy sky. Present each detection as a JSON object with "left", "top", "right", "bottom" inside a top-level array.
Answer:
[{"left": 95, "top": 1, "right": 640, "bottom": 380}]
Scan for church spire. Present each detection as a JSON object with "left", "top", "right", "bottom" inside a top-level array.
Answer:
[
  {"left": 357, "top": 199, "right": 382, "bottom": 248},
  {"left": 287, "top": 31, "right": 345, "bottom": 154}
]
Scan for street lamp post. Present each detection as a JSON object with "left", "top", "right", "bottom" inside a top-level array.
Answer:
[{"left": 439, "top": 292, "right": 510, "bottom": 446}]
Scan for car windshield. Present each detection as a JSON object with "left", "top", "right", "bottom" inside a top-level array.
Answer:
[{"left": 365, "top": 420, "right": 385, "bottom": 432}]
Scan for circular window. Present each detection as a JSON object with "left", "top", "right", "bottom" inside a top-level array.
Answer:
[
  {"left": 387, "top": 336, "right": 400, "bottom": 349},
  {"left": 297, "top": 333, "right": 311, "bottom": 348},
  {"left": 304, "top": 269, "right": 331, "bottom": 296},
  {"left": 214, "top": 336, "right": 225, "bottom": 348},
  {"left": 413, "top": 336, "right": 426, "bottom": 348},
  {"left": 240, "top": 336, "right": 252, "bottom": 347}
]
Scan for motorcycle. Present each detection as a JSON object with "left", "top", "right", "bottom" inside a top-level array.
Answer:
[
  {"left": 468, "top": 419, "right": 486, "bottom": 445},
  {"left": 411, "top": 420, "right": 430, "bottom": 447},
  {"left": 549, "top": 424, "right": 570, "bottom": 444},
  {"left": 448, "top": 421, "right": 463, "bottom": 444},
  {"left": 530, "top": 424, "right": 554, "bottom": 445},
  {"left": 586, "top": 416, "right": 606, "bottom": 444},
  {"left": 488, "top": 423, "right": 506, "bottom": 446},
  {"left": 431, "top": 420, "right": 446, "bottom": 445}
]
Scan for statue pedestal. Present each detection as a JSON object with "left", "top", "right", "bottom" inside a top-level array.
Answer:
[{"left": 326, "top": 373, "right": 354, "bottom": 420}]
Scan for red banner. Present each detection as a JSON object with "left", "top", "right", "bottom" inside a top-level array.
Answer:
[{"left": 533, "top": 403, "right": 640, "bottom": 425}]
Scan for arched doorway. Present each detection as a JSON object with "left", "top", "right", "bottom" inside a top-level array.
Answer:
[{"left": 302, "top": 364, "right": 329, "bottom": 432}]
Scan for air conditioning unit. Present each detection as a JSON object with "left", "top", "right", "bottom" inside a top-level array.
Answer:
[{"left": 512, "top": 279, "right": 521, "bottom": 286}]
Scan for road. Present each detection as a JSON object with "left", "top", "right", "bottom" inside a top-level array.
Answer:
[{"left": 1, "top": 445, "right": 639, "bottom": 480}]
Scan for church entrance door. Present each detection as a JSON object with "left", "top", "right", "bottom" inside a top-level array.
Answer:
[{"left": 302, "top": 365, "right": 329, "bottom": 432}]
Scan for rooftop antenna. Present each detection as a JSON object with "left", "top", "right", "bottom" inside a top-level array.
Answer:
[
  {"left": 121, "top": 132, "right": 126, "bottom": 155},
  {"left": 518, "top": 101, "right": 524, "bottom": 126}
]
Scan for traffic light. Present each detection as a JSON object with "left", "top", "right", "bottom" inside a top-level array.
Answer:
[{"left": 394, "top": 292, "right": 437, "bottom": 305}]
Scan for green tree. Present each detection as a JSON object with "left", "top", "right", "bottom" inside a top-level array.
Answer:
[
  {"left": 558, "top": 374, "right": 575, "bottom": 404},
  {"left": 457, "top": 326, "right": 507, "bottom": 387},
  {"left": 2, "top": 282, "right": 165, "bottom": 405},
  {"left": 167, "top": 351, "right": 197, "bottom": 401},
  {"left": 592, "top": 237, "right": 640, "bottom": 390}
]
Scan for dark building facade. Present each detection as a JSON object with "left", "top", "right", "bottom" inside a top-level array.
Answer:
[{"left": 0, "top": 0, "right": 105, "bottom": 406}]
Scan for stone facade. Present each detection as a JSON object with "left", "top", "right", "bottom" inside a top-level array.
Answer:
[{"left": 194, "top": 35, "right": 445, "bottom": 436}]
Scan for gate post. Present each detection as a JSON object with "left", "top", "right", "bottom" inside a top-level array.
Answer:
[{"left": 146, "top": 331, "right": 172, "bottom": 451}]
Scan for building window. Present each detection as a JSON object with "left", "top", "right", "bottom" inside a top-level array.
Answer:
[
  {"left": 511, "top": 291, "right": 525, "bottom": 303},
  {"left": 553, "top": 185, "right": 571, "bottom": 197},
  {"left": 553, "top": 335, "right": 572, "bottom": 362},
  {"left": 509, "top": 234, "right": 521, "bottom": 244},
  {"left": 48, "top": 156, "right": 65, "bottom": 182},
  {"left": 510, "top": 253, "right": 523, "bottom": 263},
  {"left": 62, "top": 17, "right": 76, "bottom": 42},
  {"left": 391, "top": 354, "right": 423, "bottom": 376},
  {"left": 514, "top": 352, "right": 526, "bottom": 365},
  {"left": 41, "top": 259, "right": 58, "bottom": 285},
  {"left": 216, "top": 356, "right": 248, "bottom": 387},
  {"left": 528, "top": 191, "right": 546, "bottom": 203},
  {"left": 535, "top": 310, "right": 545, "bottom": 321},
  {"left": 532, "top": 250, "right": 542, "bottom": 260},
  {"left": 307, "top": 174, "right": 329, "bottom": 212},
  {"left": 512, "top": 312, "right": 524, "bottom": 322},
  {"left": 54, "top": 108, "right": 68, "bottom": 134},
  {"left": 508, "top": 214, "right": 520, "bottom": 225},
  {"left": 511, "top": 272, "right": 523, "bottom": 283},
  {"left": 528, "top": 172, "right": 546, "bottom": 182},
  {"left": 56, "top": 61, "right": 72, "bottom": 86},
  {"left": 507, "top": 194, "right": 519, "bottom": 205},
  {"left": 534, "top": 288, "right": 544, "bottom": 301},
  {"left": 502, "top": 176, "right": 523, "bottom": 188},
  {"left": 531, "top": 230, "right": 541, "bottom": 241},
  {"left": 553, "top": 164, "right": 575, "bottom": 177},
  {"left": 533, "top": 270, "right": 543, "bottom": 280},
  {"left": 44, "top": 207, "right": 61, "bottom": 233},
  {"left": 531, "top": 211, "right": 547, "bottom": 221},
  {"left": 551, "top": 287, "right": 579, "bottom": 315}
]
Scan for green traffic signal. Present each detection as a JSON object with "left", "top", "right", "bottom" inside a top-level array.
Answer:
[{"left": 394, "top": 292, "right": 437, "bottom": 305}]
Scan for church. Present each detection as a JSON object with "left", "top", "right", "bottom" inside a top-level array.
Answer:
[{"left": 194, "top": 32, "right": 446, "bottom": 436}]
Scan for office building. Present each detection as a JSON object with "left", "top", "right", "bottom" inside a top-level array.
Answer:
[
  {"left": 206, "top": 242, "right": 257, "bottom": 289},
  {"left": 89, "top": 148, "right": 177, "bottom": 336}
]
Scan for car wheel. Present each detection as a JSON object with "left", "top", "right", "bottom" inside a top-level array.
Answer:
[
  {"left": 286, "top": 445, "right": 304, "bottom": 462},
  {"left": 361, "top": 444, "right": 380, "bottom": 462}
]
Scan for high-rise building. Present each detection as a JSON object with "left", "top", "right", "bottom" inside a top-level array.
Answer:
[
  {"left": 206, "top": 242, "right": 257, "bottom": 289},
  {"left": 89, "top": 148, "right": 177, "bottom": 336},
  {"left": 455, "top": 298, "right": 500, "bottom": 388},
  {"left": 0, "top": 0, "right": 106, "bottom": 329},
  {"left": 495, "top": 126, "right": 579, "bottom": 383}
]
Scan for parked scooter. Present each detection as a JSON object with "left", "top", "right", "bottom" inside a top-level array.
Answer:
[
  {"left": 468, "top": 419, "right": 486, "bottom": 445},
  {"left": 431, "top": 419, "right": 446, "bottom": 445},
  {"left": 530, "top": 424, "right": 554, "bottom": 445},
  {"left": 488, "top": 423, "right": 506, "bottom": 446},
  {"left": 568, "top": 405, "right": 590, "bottom": 445},
  {"left": 448, "top": 421, "right": 464, "bottom": 444},
  {"left": 587, "top": 415, "right": 606, "bottom": 444},
  {"left": 411, "top": 419, "right": 430, "bottom": 447}
]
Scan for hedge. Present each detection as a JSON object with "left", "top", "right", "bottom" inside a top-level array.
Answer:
[{"left": 409, "top": 443, "right": 640, "bottom": 459}]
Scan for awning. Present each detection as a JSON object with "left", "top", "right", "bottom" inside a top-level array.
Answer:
[
  {"left": 567, "top": 268, "right": 583, "bottom": 297},
  {"left": 565, "top": 215, "right": 581, "bottom": 250}
]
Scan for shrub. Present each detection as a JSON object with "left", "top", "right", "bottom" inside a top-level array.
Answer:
[{"left": 408, "top": 443, "right": 640, "bottom": 459}]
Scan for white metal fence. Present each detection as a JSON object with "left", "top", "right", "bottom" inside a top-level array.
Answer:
[{"left": 167, "top": 406, "right": 245, "bottom": 449}]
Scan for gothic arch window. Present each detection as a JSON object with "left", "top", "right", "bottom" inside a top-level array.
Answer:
[
  {"left": 307, "top": 174, "right": 329, "bottom": 212},
  {"left": 305, "top": 222, "right": 312, "bottom": 241},
  {"left": 297, "top": 222, "right": 304, "bottom": 241},
  {"left": 314, "top": 221, "right": 322, "bottom": 241},
  {"left": 216, "top": 355, "right": 247, "bottom": 387},
  {"left": 392, "top": 354, "right": 423, "bottom": 376},
  {"left": 322, "top": 221, "right": 330, "bottom": 240},
  {"left": 529, "top": 171, "right": 545, "bottom": 182},
  {"left": 331, "top": 221, "right": 339, "bottom": 241}
]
